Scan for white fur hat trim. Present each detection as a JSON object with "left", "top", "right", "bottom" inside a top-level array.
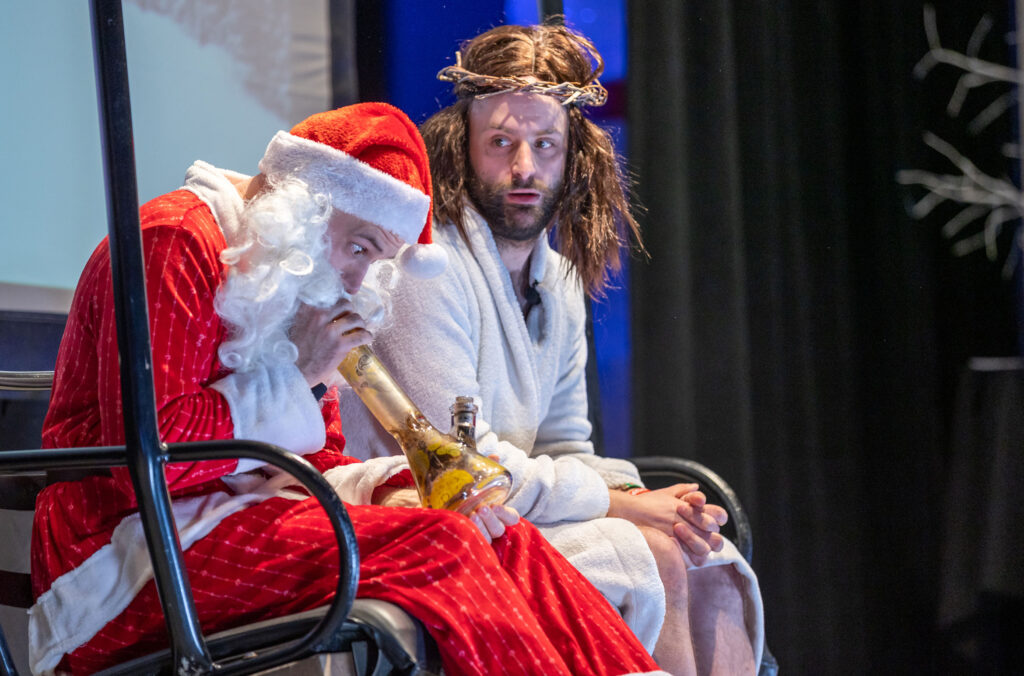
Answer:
[{"left": 259, "top": 131, "right": 429, "bottom": 245}]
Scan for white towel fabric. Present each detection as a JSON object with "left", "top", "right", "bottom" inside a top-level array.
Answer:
[{"left": 539, "top": 518, "right": 666, "bottom": 651}]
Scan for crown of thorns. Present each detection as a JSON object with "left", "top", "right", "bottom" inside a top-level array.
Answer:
[{"left": 437, "top": 52, "right": 607, "bottom": 107}]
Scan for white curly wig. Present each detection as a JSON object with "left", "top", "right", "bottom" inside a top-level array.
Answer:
[{"left": 213, "top": 174, "right": 389, "bottom": 374}]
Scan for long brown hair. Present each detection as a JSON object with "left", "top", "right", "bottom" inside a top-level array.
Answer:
[{"left": 421, "top": 21, "right": 644, "bottom": 299}]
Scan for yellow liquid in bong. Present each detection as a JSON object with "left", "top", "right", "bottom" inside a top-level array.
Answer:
[{"left": 389, "top": 416, "right": 511, "bottom": 514}]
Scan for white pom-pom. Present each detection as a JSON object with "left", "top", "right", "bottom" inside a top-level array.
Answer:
[{"left": 398, "top": 243, "right": 448, "bottom": 279}]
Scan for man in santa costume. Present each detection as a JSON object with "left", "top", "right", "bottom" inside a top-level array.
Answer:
[{"left": 29, "top": 102, "right": 668, "bottom": 676}]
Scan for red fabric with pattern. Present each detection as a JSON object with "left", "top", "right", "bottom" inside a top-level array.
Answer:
[
  {"left": 31, "top": 189, "right": 660, "bottom": 675},
  {"left": 63, "top": 504, "right": 657, "bottom": 675}
]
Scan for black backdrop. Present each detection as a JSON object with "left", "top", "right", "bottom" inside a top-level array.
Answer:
[{"left": 628, "top": 1, "right": 1021, "bottom": 674}]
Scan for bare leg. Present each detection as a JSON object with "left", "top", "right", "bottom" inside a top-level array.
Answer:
[
  {"left": 688, "top": 564, "right": 756, "bottom": 675},
  {"left": 639, "top": 526, "right": 698, "bottom": 676}
]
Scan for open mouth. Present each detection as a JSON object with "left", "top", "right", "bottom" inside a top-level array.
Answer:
[{"left": 505, "top": 190, "right": 542, "bottom": 206}]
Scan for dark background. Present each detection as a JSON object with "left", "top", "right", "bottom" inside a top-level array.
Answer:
[{"left": 625, "top": 1, "right": 1024, "bottom": 674}]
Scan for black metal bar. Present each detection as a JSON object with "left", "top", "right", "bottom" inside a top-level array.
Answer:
[
  {"left": 0, "top": 446, "right": 127, "bottom": 472},
  {"left": 161, "top": 441, "right": 360, "bottom": 674},
  {"left": 329, "top": 0, "right": 359, "bottom": 107},
  {"left": 88, "top": 0, "right": 212, "bottom": 671},
  {"left": 0, "top": 371, "right": 54, "bottom": 391},
  {"left": 0, "top": 627, "right": 18, "bottom": 676},
  {"left": 537, "top": 0, "right": 564, "bottom": 22}
]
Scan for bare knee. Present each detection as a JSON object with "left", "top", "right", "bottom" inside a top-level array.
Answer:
[
  {"left": 688, "top": 564, "right": 745, "bottom": 612},
  {"left": 688, "top": 564, "right": 755, "bottom": 675},
  {"left": 639, "top": 529, "right": 698, "bottom": 675},
  {"left": 637, "top": 526, "right": 688, "bottom": 591}
]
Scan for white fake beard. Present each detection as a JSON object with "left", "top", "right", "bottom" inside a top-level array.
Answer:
[{"left": 213, "top": 176, "right": 353, "bottom": 374}]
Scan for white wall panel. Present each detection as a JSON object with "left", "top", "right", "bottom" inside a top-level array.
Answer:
[{"left": 0, "top": 0, "right": 330, "bottom": 309}]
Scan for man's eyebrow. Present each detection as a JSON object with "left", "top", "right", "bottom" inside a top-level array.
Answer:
[
  {"left": 354, "top": 228, "right": 384, "bottom": 253},
  {"left": 489, "top": 123, "right": 564, "bottom": 136}
]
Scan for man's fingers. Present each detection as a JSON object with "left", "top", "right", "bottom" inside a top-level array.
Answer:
[
  {"left": 672, "top": 520, "right": 725, "bottom": 558},
  {"left": 670, "top": 483, "right": 700, "bottom": 498},
  {"left": 474, "top": 505, "right": 506, "bottom": 540},
  {"left": 680, "top": 492, "right": 729, "bottom": 527},
  {"left": 471, "top": 504, "right": 518, "bottom": 545},
  {"left": 470, "top": 514, "right": 493, "bottom": 544},
  {"left": 331, "top": 312, "right": 366, "bottom": 332},
  {"left": 672, "top": 521, "right": 712, "bottom": 559},
  {"left": 676, "top": 503, "right": 720, "bottom": 532},
  {"left": 491, "top": 504, "right": 520, "bottom": 526},
  {"left": 681, "top": 490, "right": 706, "bottom": 507},
  {"left": 686, "top": 552, "right": 709, "bottom": 567},
  {"left": 338, "top": 327, "right": 373, "bottom": 344},
  {"left": 331, "top": 309, "right": 362, "bottom": 322},
  {"left": 705, "top": 504, "right": 729, "bottom": 526}
]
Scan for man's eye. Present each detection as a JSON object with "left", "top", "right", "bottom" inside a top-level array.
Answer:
[
  {"left": 536, "top": 139, "right": 554, "bottom": 149},
  {"left": 350, "top": 243, "right": 367, "bottom": 255},
  {"left": 492, "top": 137, "right": 510, "bottom": 147}
]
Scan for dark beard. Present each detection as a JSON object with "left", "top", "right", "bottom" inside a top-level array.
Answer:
[{"left": 467, "top": 175, "right": 559, "bottom": 243}]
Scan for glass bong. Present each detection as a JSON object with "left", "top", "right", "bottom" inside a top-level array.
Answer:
[{"left": 337, "top": 345, "right": 512, "bottom": 515}]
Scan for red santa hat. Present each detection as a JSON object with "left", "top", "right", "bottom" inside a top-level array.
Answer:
[{"left": 258, "top": 102, "right": 447, "bottom": 278}]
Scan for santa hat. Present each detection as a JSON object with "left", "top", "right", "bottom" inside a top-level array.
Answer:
[{"left": 258, "top": 102, "right": 447, "bottom": 278}]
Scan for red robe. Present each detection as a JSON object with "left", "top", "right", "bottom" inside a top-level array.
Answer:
[{"left": 31, "top": 172, "right": 662, "bottom": 676}]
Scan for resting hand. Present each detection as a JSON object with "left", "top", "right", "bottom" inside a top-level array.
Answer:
[
  {"left": 470, "top": 504, "right": 520, "bottom": 544},
  {"left": 373, "top": 487, "right": 421, "bottom": 508},
  {"left": 607, "top": 483, "right": 726, "bottom": 564},
  {"left": 373, "top": 488, "right": 519, "bottom": 544},
  {"left": 291, "top": 299, "right": 371, "bottom": 387}
]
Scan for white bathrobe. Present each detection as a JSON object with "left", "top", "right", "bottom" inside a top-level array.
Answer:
[{"left": 339, "top": 208, "right": 763, "bottom": 662}]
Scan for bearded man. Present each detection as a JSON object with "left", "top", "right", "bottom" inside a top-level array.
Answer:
[
  {"left": 337, "top": 24, "right": 766, "bottom": 676},
  {"left": 28, "top": 102, "right": 669, "bottom": 676}
]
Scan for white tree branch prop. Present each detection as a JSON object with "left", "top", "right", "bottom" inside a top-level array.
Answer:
[
  {"left": 899, "top": 4, "right": 1024, "bottom": 272},
  {"left": 914, "top": 5, "right": 1018, "bottom": 118}
]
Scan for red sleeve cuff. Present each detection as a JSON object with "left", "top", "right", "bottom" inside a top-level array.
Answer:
[
  {"left": 384, "top": 468, "right": 414, "bottom": 488},
  {"left": 370, "top": 469, "right": 415, "bottom": 504}
]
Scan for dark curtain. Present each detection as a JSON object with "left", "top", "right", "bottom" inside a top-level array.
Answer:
[{"left": 628, "top": 1, "right": 1019, "bottom": 674}]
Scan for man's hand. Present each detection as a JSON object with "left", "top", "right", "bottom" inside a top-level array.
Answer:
[
  {"left": 291, "top": 299, "right": 371, "bottom": 387},
  {"left": 607, "top": 483, "right": 728, "bottom": 565},
  {"left": 374, "top": 487, "right": 422, "bottom": 508},
  {"left": 469, "top": 504, "right": 520, "bottom": 544},
  {"left": 374, "top": 487, "right": 519, "bottom": 544},
  {"left": 674, "top": 489, "right": 728, "bottom": 565}
]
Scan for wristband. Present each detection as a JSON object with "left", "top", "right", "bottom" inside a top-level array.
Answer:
[{"left": 619, "top": 483, "right": 650, "bottom": 495}]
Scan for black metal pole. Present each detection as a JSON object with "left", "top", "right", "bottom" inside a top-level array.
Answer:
[
  {"left": 88, "top": 1, "right": 212, "bottom": 671},
  {"left": 537, "top": 0, "right": 564, "bottom": 22},
  {"left": 0, "top": 628, "right": 19, "bottom": 676}
]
